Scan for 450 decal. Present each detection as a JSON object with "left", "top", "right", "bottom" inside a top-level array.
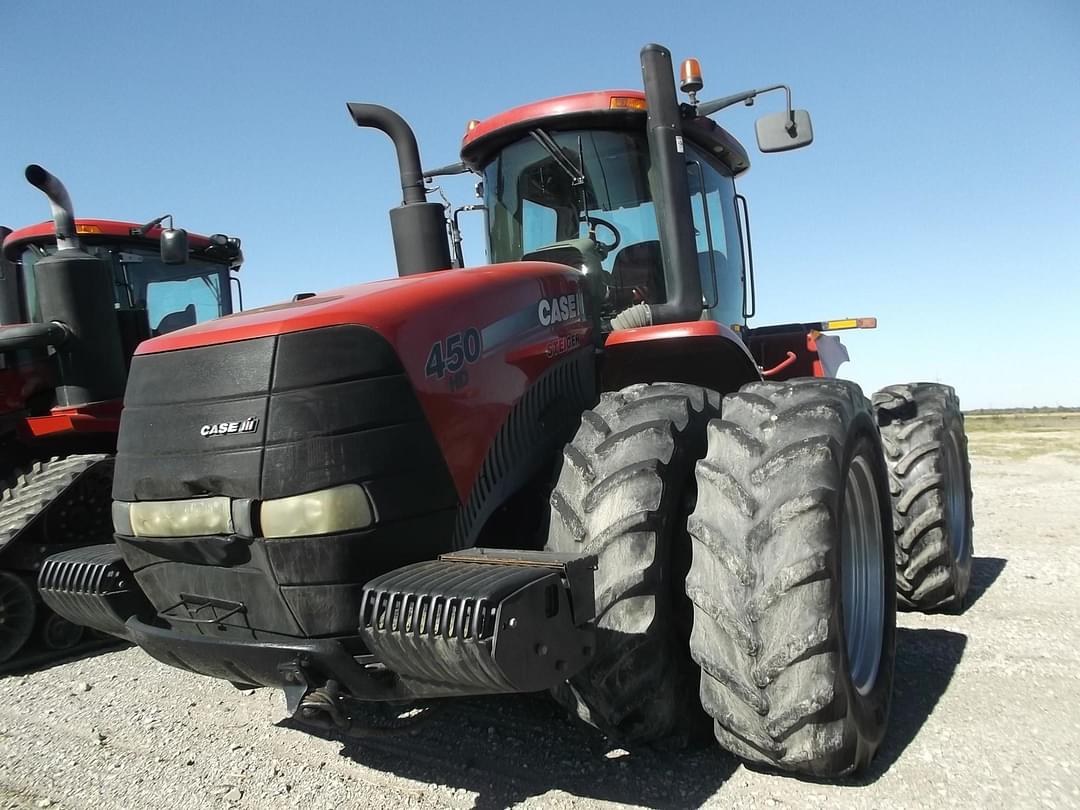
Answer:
[{"left": 425, "top": 327, "right": 483, "bottom": 379}]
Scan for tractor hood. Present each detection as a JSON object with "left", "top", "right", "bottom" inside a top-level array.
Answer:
[
  {"left": 119, "top": 259, "right": 593, "bottom": 512},
  {"left": 137, "top": 261, "right": 579, "bottom": 357}
]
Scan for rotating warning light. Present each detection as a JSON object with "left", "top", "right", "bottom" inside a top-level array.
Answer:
[{"left": 680, "top": 58, "right": 704, "bottom": 94}]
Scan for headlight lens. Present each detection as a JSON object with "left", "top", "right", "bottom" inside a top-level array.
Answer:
[
  {"left": 127, "top": 496, "right": 233, "bottom": 538},
  {"left": 259, "top": 484, "right": 373, "bottom": 538}
]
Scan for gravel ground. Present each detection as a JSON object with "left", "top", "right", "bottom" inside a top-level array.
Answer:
[{"left": 1, "top": 438, "right": 1077, "bottom": 809}]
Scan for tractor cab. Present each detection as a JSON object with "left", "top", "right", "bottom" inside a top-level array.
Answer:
[
  {"left": 3, "top": 219, "right": 242, "bottom": 338},
  {"left": 460, "top": 90, "right": 753, "bottom": 332},
  {"left": 0, "top": 166, "right": 245, "bottom": 441}
]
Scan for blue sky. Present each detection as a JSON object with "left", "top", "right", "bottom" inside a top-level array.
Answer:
[{"left": 2, "top": 1, "right": 1077, "bottom": 407}]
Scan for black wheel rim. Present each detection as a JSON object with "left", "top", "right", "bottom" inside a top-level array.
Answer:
[
  {"left": 0, "top": 573, "right": 36, "bottom": 663},
  {"left": 943, "top": 430, "right": 971, "bottom": 562},
  {"left": 841, "top": 449, "right": 886, "bottom": 696}
]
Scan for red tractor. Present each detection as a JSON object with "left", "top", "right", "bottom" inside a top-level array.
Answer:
[
  {"left": 40, "top": 45, "right": 973, "bottom": 777},
  {"left": 0, "top": 165, "right": 242, "bottom": 664}
]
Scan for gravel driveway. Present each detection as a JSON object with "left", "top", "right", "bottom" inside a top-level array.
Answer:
[{"left": 1, "top": 438, "right": 1077, "bottom": 809}]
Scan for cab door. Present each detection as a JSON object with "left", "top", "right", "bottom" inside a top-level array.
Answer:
[{"left": 686, "top": 145, "right": 746, "bottom": 330}]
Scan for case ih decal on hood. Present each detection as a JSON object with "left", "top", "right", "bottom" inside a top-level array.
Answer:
[
  {"left": 537, "top": 292, "right": 584, "bottom": 327},
  {"left": 200, "top": 417, "right": 259, "bottom": 437}
]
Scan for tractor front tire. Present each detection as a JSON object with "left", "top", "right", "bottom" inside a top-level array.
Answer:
[
  {"left": 546, "top": 382, "right": 719, "bottom": 744},
  {"left": 873, "top": 383, "right": 973, "bottom": 611},
  {"left": 687, "top": 379, "right": 896, "bottom": 776}
]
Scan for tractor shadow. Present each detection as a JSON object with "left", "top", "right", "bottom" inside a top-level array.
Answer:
[
  {"left": 963, "top": 556, "right": 1007, "bottom": 611},
  {"left": 0, "top": 638, "right": 129, "bottom": 678},
  {"left": 852, "top": 626, "right": 967, "bottom": 784},
  {"left": 293, "top": 560, "right": 1007, "bottom": 804},
  {"left": 287, "top": 693, "right": 738, "bottom": 809}
]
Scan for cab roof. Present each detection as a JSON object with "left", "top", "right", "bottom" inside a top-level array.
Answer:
[
  {"left": 2, "top": 219, "right": 221, "bottom": 262},
  {"left": 459, "top": 89, "right": 750, "bottom": 176}
]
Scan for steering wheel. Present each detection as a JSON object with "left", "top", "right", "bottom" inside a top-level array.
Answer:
[{"left": 584, "top": 216, "right": 621, "bottom": 257}]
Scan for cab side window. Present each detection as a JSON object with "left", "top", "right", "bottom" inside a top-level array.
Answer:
[{"left": 686, "top": 146, "right": 745, "bottom": 328}]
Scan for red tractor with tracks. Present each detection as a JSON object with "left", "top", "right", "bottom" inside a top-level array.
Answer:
[
  {"left": 39, "top": 45, "right": 973, "bottom": 777},
  {"left": 0, "top": 166, "right": 242, "bottom": 665}
]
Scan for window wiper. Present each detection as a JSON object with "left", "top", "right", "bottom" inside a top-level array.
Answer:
[
  {"left": 529, "top": 129, "right": 585, "bottom": 187},
  {"left": 200, "top": 275, "right": 222, "bottom": 306},
  {"left": 529, "top": 128, "right": 597, "bottom": 240}
]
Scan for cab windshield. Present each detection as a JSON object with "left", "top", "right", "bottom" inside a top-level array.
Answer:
[
  {"left": 483, "top": 129, "right": 670, "bottom": 313},
  {"left": 482, "top": 127, "right": 745, "bottom": 327},
  {"left": 19, "top": 244, "right": 232, "bottom": 335}
]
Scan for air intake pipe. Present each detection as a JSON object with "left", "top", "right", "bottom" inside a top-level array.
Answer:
[
  {"left": 638, "top": 43, "right": 703, "bottom": 325},
  {"left": 346, "top": 103, "right": 452, "bottom": 277},
  {"left": 23, "top": 164, "right": 127, "bottom": 405}
]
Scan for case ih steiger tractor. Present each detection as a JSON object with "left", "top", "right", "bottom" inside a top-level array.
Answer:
[
  {"left": 39, "top": 44, "right": 973, "bottom": 777},
  {"left": 0, "top": 165, "right": 242, "bottom": 665}
]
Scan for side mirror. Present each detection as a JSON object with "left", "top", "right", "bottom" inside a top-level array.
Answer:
[
  {"left": 160, "top": 227, "right": 189, "bottom": 265},
  {"left": 755, "top": 110, "right": 814, "bottom": 153}
]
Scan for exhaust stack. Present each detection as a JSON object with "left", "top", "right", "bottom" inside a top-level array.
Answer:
[
  {"left": 346, "top": 103, "right": 452, "bottom": 277},
  {"left": 639, "top": 43, "right": 703, "bottom": 325},
  {"left": 25, "top": 164, "right": 81, "bottom": 252},
  {"left": 0, "top": 225, "right": 20, "bottom": 324},
  {"left": 23, "top": 164, "right": 127, "bottom": 405}
]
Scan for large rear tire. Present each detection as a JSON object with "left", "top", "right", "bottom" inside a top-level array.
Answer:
[
  {"left": 873, "top": 383, "right": 973, "bottom": 611},
  {"left": 546, "top": 382, "right": 719, "bottom": 743},
  {"left": 687, "top": 379, "right": 896, "bottom": 776}
]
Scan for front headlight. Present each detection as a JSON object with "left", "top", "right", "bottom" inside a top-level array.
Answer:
[
  {"left": 126, "top": 496, "right": 233, "bottom": 538},
  {"left": 259, "top": 484, "right": 373, "bottom": 538}
]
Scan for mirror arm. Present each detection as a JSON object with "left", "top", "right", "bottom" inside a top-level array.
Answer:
[
  {"left": 130, "top": 214, "right": 173, "bottom": 237},
  {"left": 697, "top": 84, "right": 794, "bottom": 131},
  {"left": 423, "top": 161, "right": 470, "bottom": 181}
]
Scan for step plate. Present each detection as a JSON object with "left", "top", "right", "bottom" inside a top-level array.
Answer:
[{"left": 360, "top": 552, "right": 595, "bottom": 695}]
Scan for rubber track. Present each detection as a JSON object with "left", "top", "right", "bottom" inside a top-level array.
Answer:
[
  {"left": 873, "top": 383, "right": 973, "bottom": 611},
  {"left": 546, "top": 382, "right": 719, "bottom": 743},
  {"left": 687, "top": 378, "right": 878, "bottom": 776},
  {"left": 0, "top": 455, "right": 112, "bottom": 550}
]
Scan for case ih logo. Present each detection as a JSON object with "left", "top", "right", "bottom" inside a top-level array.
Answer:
[
  {"left": 537, "top": 293, "right": 583, "bottom": 327},
  {"left": 200, "top": 417, "right": 259, "bottom": 437}
]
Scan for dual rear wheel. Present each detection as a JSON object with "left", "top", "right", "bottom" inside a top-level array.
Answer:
[{"left": 546, "top": 378, "right": 899, "bottom": 776}]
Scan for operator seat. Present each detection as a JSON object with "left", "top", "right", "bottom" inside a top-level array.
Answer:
[
  {"left": 611, "top": 240, "right": 665, "bottom": 309},
  {"left": 154, "top": 303, "right": 197, "bottom": 335}
]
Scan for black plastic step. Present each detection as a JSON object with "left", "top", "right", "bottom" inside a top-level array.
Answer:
[
  {"left": 38, "top": 544, "right": 152, "bottom": 638},
  {"left": 359, "top": 549, "right": 596, "bottom": 696}
]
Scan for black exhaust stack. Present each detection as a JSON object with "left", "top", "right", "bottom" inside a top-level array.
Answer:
[
  {"left": 640, "top": 43, "right": 703, "bottom": 325},
  {"left": 346, "top": 103, "right": 452, "bottom": 277},
  {"left": 24, "top": 164, "right": 127, "bottom": 406},
  {"left": 0, "top": 226, "right": 20, "bottom": 324}
]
